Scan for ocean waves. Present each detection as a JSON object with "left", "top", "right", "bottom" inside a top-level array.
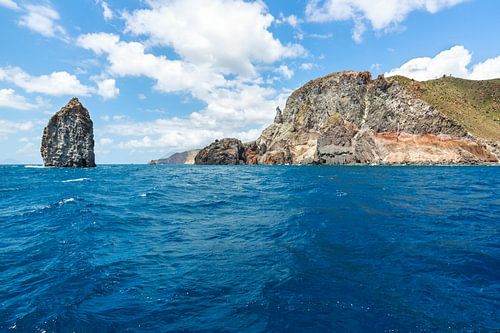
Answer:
[
  {"left": 0, "top": 165, "right": 499, "bottom": 332},
  {"left": 62, "top": 178, "right": 91, "bottom": 183}
]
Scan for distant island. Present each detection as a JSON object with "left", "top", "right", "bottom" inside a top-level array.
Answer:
[{"left": 150, "top": 71, "right": 500, "bottom": 165}]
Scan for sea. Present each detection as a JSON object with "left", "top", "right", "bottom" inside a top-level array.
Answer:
[{"left": 0, "top": 165, "right": 498, "bottom": 332}]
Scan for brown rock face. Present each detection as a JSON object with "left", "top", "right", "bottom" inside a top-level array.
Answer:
[
  {"left": 41, "top": 98, "right": 96, "bottom": 167},
  {"left": 250, "top": 71, "right": 498, "bottom": 165},
  {"left": 194, "top": 138, "right": 246, "bottom": 165}
]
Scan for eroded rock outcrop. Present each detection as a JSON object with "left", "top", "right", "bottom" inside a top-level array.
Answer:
[
  {"left": 249, "top": 71, "right": 498, "bottom": 165},
  {"left": 41, "top": 98, "right": 96, "bottom": 167},
  {"left": 194, "top": 138, "right": 246, "bottom": 165}
]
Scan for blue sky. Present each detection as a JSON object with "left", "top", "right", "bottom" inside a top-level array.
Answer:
[{"left": 0, "top": 0, "right": 499, "bottom": 164}]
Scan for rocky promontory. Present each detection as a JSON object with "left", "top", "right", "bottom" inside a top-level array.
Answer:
[
  {"left": 191, "top": 71, "right": 499, "bottom": 165},
  {"left": 41, "top": 98, "right": 96, "bottom": 167},
  {"left": 194, "top": 138, "right": 247, "bottom": 165}
]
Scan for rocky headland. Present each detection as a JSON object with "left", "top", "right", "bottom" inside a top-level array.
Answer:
[
  {"left": 41, "top": 98, "right": 96, "bottom": 167},
  {"left": 152, "top": 71, "right": 500, "bottom": 165}
]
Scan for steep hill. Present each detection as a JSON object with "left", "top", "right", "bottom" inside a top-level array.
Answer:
[{"left": 391, "top": 76, "right": 500, "bottom": 141}]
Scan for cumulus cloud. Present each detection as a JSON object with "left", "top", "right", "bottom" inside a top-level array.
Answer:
[
  {"left": 0, "top": 0, "right": 20, "bottom": 10},
  {"left": 385, "top": 45, "right": 500, "bottom": 81},
  {"left": 77, "top": 33, "right": 226, "bottom": 95},
  {"left": 18, "top": 4, "right": 67, "bottom": 39},
  {"left": 77, "top": 33, "right": 286, "bottom": 116},
  {"left": 0, "top": 89, "right": 41, "bottom": 110},
  {"left": 96, "top": 78, "right": 119, "bottom": 99},
  {"left": 468, "top": 56, "right": 500, "bottom": 80},
  {"left": 305, "top": 0, "right": 466, "bottom": 42},
  {"left": 0, "top": 66, "right": 94, "bottom": 96},
  {"left": 122, "top": 0, "right": 304, "bottom": 76}
]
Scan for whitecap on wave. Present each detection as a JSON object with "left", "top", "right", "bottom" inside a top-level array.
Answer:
[
  {"left": 24, "top": 165, "right": 45, "bottom": 169},
  {"left": 62, "top": 178, "right": 91, "bottom": 183},
  {"left": 59, "top": 198, "right": 76, "bottom": 205}
]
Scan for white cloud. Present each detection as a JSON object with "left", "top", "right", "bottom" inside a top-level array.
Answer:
[
  {"left": 0, "top": 89, "right": 41, "bottom": 110},
  {"left": 0, "top": 0, "right": 19, "bottom": 10},
  {"left": 122, "top": 0, "right": 304, "bottom": 76},
  {"left": 18, "top": 4, "right": 67, "bottom": 39},
  {"left": 469, "top": 56, "right": 500, "bottom": 80},
  {"left": 77, "top": 32, "right": 286, "bottom": 122},
  {"left": 0, "top": 66, "right": 94, "bottom": 96},
  {"left": 97, "top": 78, "right": 119, "bottom": 99},
  {"left": 78, "top": 33, "right": 226, "bottom": 95},
  {"left": 96, "top": 0, "right": 113, "bottom": 21},
  {"left": 385, "top": 45, "right": 500, "bottom": 81},
  {"left": 0, "top": 119, "right": 34, "bottom": 140},
  {"left": 276, "top": 14, "right": 300, "bottom": 28},
  {"left": 276, "top": 65, "right": 294, "bottom": 79},
  {"left": 305, "top": 0, "right": 466, "bottom": 42},
  {"left": 138, "top": 93, "right": 146, "bottom": 100}
]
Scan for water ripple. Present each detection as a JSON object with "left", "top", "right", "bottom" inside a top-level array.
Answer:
[{"left": 0, "top": 165, "right": 498, "bottom": 332}]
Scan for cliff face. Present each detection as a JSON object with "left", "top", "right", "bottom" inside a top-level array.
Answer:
[
  {"left": 193, "top": 71, "right": 498, "bottom": 165},
  {"left": 41, "top": 98, "right": 96, "bottom": 168}
]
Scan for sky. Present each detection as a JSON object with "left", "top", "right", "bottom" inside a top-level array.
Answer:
[{"left": 0, "top": 0, "right": 499, "bottom": 164}]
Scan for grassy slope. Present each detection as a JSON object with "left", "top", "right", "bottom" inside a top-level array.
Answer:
[{"left": 390, "top": 76, "right": 500, "bottom": 141}]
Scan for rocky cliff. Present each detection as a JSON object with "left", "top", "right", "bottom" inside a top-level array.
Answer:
[
  {"left": 195, "top": 71, "right": 499, "bottom": 165},
  {"left": 41, "top": 98, "right": 96, "bottom": 167},
  {"left": 194, "top": 138, "right": 247, "bottom": 165}
]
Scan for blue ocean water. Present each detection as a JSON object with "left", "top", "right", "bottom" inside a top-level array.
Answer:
[{"left": 0, "top": 165, "right": 498, "bottom": 332}]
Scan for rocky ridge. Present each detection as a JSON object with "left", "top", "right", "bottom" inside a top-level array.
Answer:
[
  {"left": 193, "top": 71, "right": 499, "bottom": 165},
  {"left": 41, "top": 98, "right": 96, "bottom": 167}
]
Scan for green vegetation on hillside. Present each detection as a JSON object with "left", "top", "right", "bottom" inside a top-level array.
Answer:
[{"left": 390, "top": 76, "right": 500, "bottom": 140}]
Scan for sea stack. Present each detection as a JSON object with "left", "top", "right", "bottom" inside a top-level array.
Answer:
[{"left": 41, "top": 97, "right": 96, "bottom": 167}]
